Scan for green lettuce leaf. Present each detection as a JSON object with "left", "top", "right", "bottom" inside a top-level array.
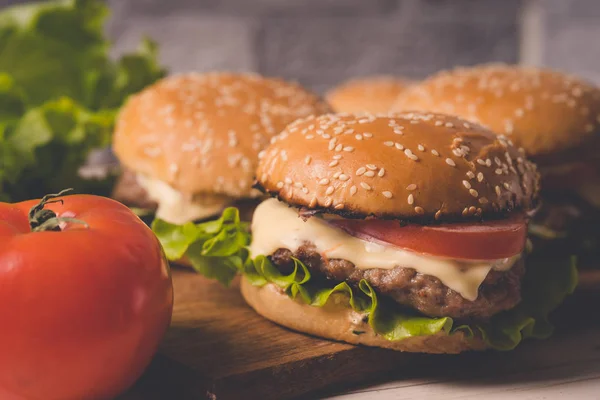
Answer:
[
  {"left": 153, "top": 207, "right": 577, "bottom": 350},
  {"left": 2, "top": 97, "right": 114, "bottom": 200},
  {"left": 0, "top": 0, "right": 166, "bottom": 201},
  {"left": 478, "top": 255, "right": 578, "bottom": 350},
  {"left": 152, "top": 208, "right": 251, "bottom": 286}
]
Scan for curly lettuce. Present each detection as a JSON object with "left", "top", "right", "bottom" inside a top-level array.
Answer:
[
  {"left": 0, "top": 0, "right": 165, "bottom": 201},
  {"left": 153, "top": 210, "right": 578, "bottom": 350}
]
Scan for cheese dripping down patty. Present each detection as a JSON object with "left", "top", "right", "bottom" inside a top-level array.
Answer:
[
  {"left": 250, "top": 199, "right": 521, "bottom": 302},
  {"left": 136, "top": 175, "right": 233, "bottom": 224}
]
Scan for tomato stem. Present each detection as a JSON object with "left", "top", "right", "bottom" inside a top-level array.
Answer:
[{"left": 28, "top": 189, "right": 89, "bottom": 232}]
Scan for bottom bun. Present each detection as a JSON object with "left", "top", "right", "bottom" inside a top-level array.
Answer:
[{"left": 240, "top": 277, "right": 486, "bottom": 354}]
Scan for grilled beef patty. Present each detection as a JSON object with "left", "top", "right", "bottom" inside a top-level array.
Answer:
[{"left": 270, "top": 243, "right": 525, "bottom": 319}]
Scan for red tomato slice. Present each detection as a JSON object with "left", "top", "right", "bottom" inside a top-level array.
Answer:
[{"left": 328, "top": 215, "right": 527, "bottom": 260}]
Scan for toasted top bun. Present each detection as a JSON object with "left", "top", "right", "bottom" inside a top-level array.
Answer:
[
  {"left": 391, "top": 64, "right": 600, "bottom": 163},
  {"left": 241, "top": 277, "right": 485, "bottom": 354},
  {"left": 255, "top": 112, "right": 539, "bottom": 221},
  {"left": 326, "top": 76, "right": 411, "bottom": 114},
  {"left": 113, "top": 72, "right": 331, "bottom": 197}
]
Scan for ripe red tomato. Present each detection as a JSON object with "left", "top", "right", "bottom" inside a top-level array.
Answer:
[
  {"left": 329, "top": 215, "right": 527, "bottom": 260},
  {"left": 0, "top": 192, "right": 173, "bottom": 400}
]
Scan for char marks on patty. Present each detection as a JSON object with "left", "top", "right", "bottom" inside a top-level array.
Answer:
[{"left": 270, "top": 242, "right": 524, "bottom": 319}]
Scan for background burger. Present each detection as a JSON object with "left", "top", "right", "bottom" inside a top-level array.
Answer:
[
  {"left": 233, "top": 112, "right": 575, "bottom": 353},
  {"left": 392, "top": 64, "right": 600, "bottom": 274},
  {"left": 326, "top": 76, "right": 411, "bottom": 114},
  {"left": 112, "top": 72, "right": 330, "bottom": 224}
]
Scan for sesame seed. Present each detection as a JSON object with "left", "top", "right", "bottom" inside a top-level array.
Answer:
[
  {"left": 417, "top": 145, "right": 425, "bottom": 152},
  {"left": 445, "top": 158, "right": 456, "bottom": 167},
  {"left": 405, "top": 149, "right": 419, "bottom": 161},
  {"left": 328, "top": 139, "right": 336, "bottom": 151},
  {"left": 384, "top": 141, "right": 394, "bottom": 147},
  {"left": 329, "top": 160, "right": 339, "bottom": 167},
  {"left": 335, "top": 144, "right": 343, "bottom": 152},
  {"left": 486, "top": 159, "right": 492, "bottom": 167},
  {"left": 477, "top": 159, "right": 486, "bottom": 166},
  {"left": 334, "top": 203, "right": 344, "bottom": 210},
  {"left": 435, "top": 210, "right": 442, "bottom": 220},
  {"left": 276, "top": 181, "right": 284, "bottom": 189},
  {"left": 339, "top": 174, "right": 349, "bottom": 181},
  {"left": 333, "top": 154, "right": 343, "bottom": 160},
  {"left": 462, "top": 180, "right": 471, "bottom": 189},
  {"left": 284, "top": 177, "right": 293, "bottom": 184},
  {"left": 462, "top": 208, "right": 469, "bottom": 217},
  {"left": 515, "top": 108, "right": 524, "bottom": 117},
  {"left": 333, "top": 171, "right": 341, "bottom": 179},
  {"left": 431, "top": 149, "right": 440, "bottom": 156},
  {"left": 325, "top": 186, "right": 334, "bottom": 195},
  {"left": 479, "top": 197, "right": 489, "bottom": 204},
  {"left": 305, "top": 134, "right": 314, "bottom": 140},
  {"left": 495, "top": 169, "right": 503, "bottom": 175},
  {"left": 324, "top": 198, "right": 333, "bottom": 207},
  {"left": 495, "top": 186, "right": 502, "bottom": 196},
  {"left": 360, "top": 182, "right": 372, "bottom": 191},
  {"left": 258, "top": 150, "right": 266, "bottom": 159},
  {"left": 356, "top": 167, "right": 366, "bottom": 176},
  {"left": 469, "top": 189, "right": 479, "bottom": 197},
  {"left": 309, "top": 197, "right": 317, "bottom": 208},
  {"left": 406, "top": 184, "right": 417, "bottom": 191},
  {"left": 408, "top": 194, "right": 414, "bottom": 205},
  {"left": 322, "top": 134, "right": 331, "bottom": 139},
  {"left": 466, "top": 171, "right": 475, "bottom": 179},
  {"left": 363, "top": 132, "right": 373, "bottom": 138},
  {"left": 382, "top": 191, "right": 393, "bottom": 199},
  {"left": 378, "top": 168, "right": 385, "bottom": 177},
  {"left": 366, "top": 164, "right": 377, "bottom": 170},
  {"left": 355, "top": 134, "right": 363, "bottom": 140},
  {"left": 364, "top": 170, "right": 375, "bottom": 177},
  {"left": 494, "top": 157, "right": 502, "bottom": 166},
  {"left": 435, "top": 121, "right": 444, "bottom": 126},
  {"left": 503, "top": 182, "right": 511, "bottom": 190},
  {"left": 319, "top": 178, "right": 329, "bottom": 185},
  {"left": 395, "top": 143, "right": 404, "bottom": 150},
  {"left": 305, "top": 156, "right": 312, "bottom": 165},
  {"left": 477, "top": 172, "right": 484, "bottom": 182},
  {"left": 350, "top": 186, "right": 358, "bottom": 196},
  {"left": 302, "top": 187, "right": 309, "bottom": 194},
  {"left": 343, "top": 146, "right": 354, "bottom": 152},
  {"left": 463, "top": 122, "right": 471, "bottom": 129},
  {"left": 445, "top": 122, "right": 454, "bottom": 128},
  {"left": 294, "top": 182, "right": 303, "bottom": 188},
  {"left": 414, "top": 206, "right": 425, "bottom": 215}
]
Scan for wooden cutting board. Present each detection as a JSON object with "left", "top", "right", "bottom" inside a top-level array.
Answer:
[{"left": 119, "top": 266, "right": 599, "bottom": 400}]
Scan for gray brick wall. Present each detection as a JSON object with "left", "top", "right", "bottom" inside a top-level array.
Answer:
[
  {"left": 107, "top": 0, "right": 522, "bottom": 93},
  {"left": 4, "top": 0, "right": 600, "bottom": 91},
  {"left": 541, "top": 0, "right": 600, "bottom": 84}
]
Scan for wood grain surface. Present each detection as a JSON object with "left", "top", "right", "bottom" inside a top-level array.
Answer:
[{"left": 120, "top": 266, "right": 600, "bottom": 400}]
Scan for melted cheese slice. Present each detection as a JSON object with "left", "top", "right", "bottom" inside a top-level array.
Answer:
[
  {"left": 137, "top": 176, "right": 230, "bottom": 224},
  {"left": 250, "top": 199, "right": 519, "bottom": 301}
]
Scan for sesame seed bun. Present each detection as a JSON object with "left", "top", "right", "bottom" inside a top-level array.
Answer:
[
  {"left": 240, "top": 277, "right": 486, "bottom": 354},
  {"left": 255, "top": 112, "right": 539, "bottom": 221},
  {"left": 391, "top": 64, "right": 600, "bottom": 165},
  {"left": 326, "top": 76, "right": 411, "bottom": 114},
  {"left": 113, "top": 72, "right": 331, "bottom": 198}
]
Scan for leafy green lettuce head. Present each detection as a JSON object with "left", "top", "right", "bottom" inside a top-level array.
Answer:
[
  {"left": 0, "top": 0, "right": 165, "bottom": 201},
  {"left": 152, "top": 207, "right": 578, "bottom": 352}
]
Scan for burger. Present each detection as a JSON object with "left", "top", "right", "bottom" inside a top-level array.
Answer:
[
  {"left": 234, "top": 112, "right": 576, "bottom": 353},
  {"left": 112, "top": 72, "right": 330, "bottom": 224},
  {"left": 391, "top": 64, "right": 600, "bottom": 274},
  {"left": 326, "top": 76, "right": 411, "bottom": 114}
]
